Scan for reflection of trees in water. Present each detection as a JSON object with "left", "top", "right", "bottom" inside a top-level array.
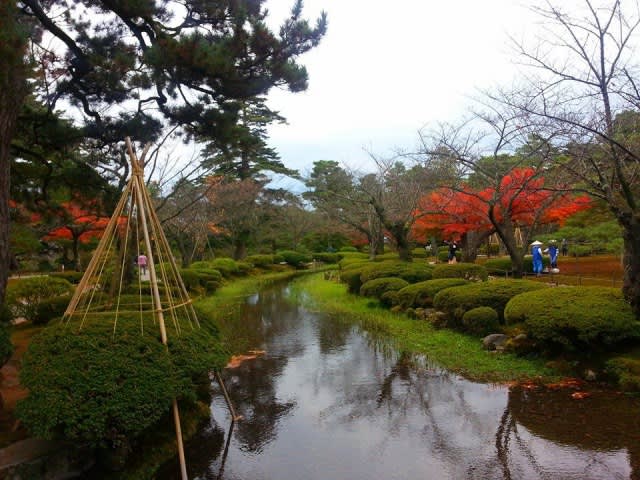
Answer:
[
  {"left": 217, "top": 356, "right": 296, "bottom": 454},
  {"left": 318, "top": 349, "right": 511, "bottom": 474},
  {"left": 507, "top": 385, "right": 640, "bottom": 479},
  {"left": 210, "top": 287, "right": 309, "bottom": 455},
  {"left": 313, "top": 313, "right": 353, "bottom": 354}
]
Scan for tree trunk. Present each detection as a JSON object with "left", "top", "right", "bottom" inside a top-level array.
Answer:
[
  {"left": 461, "top": 230, "right": 494, "bottom": 263},
  {"left": 0, "top": 0, "right": 28, "bottom": 304},
  {"left": 620, "top": 215, "right": 640, "bottom": 319},
  {"left": 390, "top": 224, "right": 412, "bottom": 262}
]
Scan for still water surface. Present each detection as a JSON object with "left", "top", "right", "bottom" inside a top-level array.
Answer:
[{"left": 159, "top": 283, "right": 640, "bottom": 480}]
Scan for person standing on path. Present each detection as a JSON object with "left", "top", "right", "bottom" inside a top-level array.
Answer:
[
  {"left": 137, "top": 253, "right": 148, "bottom": 275},
  {"left": 531, "top": 240, "right": 544, "bottom": 276},
  {"left": 546, "top": 241, "right": 559, "bottom": 270}
]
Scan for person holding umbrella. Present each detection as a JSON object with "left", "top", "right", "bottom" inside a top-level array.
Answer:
[{"left": 531, "top": 240, "right": 544, "bottom": 276}]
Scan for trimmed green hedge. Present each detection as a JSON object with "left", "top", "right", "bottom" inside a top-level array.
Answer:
[
  {"left": 191, "top": 258, "right": 239, "bottom": 278},
  {"left": 180, "top": 269, "right": 222, "bottom": 294},
  {"left": 312, "top": 252, "right": 342, "bottom": 264},
  {"left": 432, "top": 263, "right": 488, "bottom": 282},
  {"left": 483, "top": 256, "right": 551, "bottom": 275},
  {"left": 396, "top": 279, "right": 469, "bottom": 309},
  {"left": 360, "top": 277, "right": 409, "bottom": 299},
  {"left": 277, "top": 250, "right": 312, "bottom": 268},
  {"left": 33, "top": 295, "right": 70, "bottom": 325},
  {"left": 49, "top": 271, "right": 84, "bottom": 284},
  {"left": 462, "top": 307, "right": 500, "bottom": 337},
  {"left": 6, "top": 277, "right": 74, "bottom": 322},
  {"left": 244, "top": 254, "right": 275, "bottom": 267},
  {"left": 341, "top": 261, "right": 434, "bottom": 294},
  {"left": 17, "top": 313, "right": 226, "bottom": 448},
  {"left": 360, "top": 262, "right": 433, "bottom": 284},
  {"left": 433, "top": 279, "right": 548, "bottom": 324},
  {"left": 504, "top": 287, "right": 640, "bottom": 351}
]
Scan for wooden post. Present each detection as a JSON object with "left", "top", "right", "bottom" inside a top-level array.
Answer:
[{"left": 126, "top": 138, "right": 188, "bottom": 480}]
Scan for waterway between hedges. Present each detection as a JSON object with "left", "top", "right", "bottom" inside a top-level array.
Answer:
[{"left": 157, "top": 282, "right": 640, "bottom": 480}]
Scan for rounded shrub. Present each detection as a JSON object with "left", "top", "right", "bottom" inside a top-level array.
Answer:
[
  {"left": 339, "top": 246, "right": 359, "bottom": 252},
  {"left": 433, "top": 279, "right": 548, "bottom": 325},
  {"left": 312, "top": 252, "right": 342, "bottom": 264},
  {"left": 360, "top": 261, "right": 433, "bottom": 284},
  {"left": 277, "top": 250, "right": 312, "bottom": 268},
  {"left": 17, "top": 315, "right": 226, "bottom": 448},
  {"left": 482, "top": 256, "right": 550, "bottom": 275},
  {"left": 462, "top": 307, "right": 500, "bottom": 336},
  {"left": 49, "top": 271, "right": 84, "bottom": 284},
  {"left": 396, "top": 278, "right": 469, "bottom": 309},
  {"left": 32, "top": 295, "right": 71, "bottom": 325},
  {"left": 483, "top": 257, "right": 513, "bottom": 275},
  {"left": 339, "top": 265, "right": 372, "bottom": 294},
  {"left": 606, "top": 357, "right": 640, "bottom": 391},
  {"left": 245, "top": 254, "right": 275, "bottom": 268},
  {"left": 432, "top": 263, "right": 488, "bottom": 282},
  {"left": 339, "top": 257, "right": 369, "bottom": 270},
  {"left": 209, "top": 258, "right": 239, "bottom": 277},
  {"left": 360, "top": 277, "right": 409, "bottom": 299},
  {"left": 504, "top": 287, "right": 640, "bottom": 351},
  {"left": 6, "top": 276, "right": 74, "bottom": 322}
]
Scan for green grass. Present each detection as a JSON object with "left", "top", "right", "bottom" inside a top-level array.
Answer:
[{"left": 292, "top": 274, "right": 559, "bottom": 383}]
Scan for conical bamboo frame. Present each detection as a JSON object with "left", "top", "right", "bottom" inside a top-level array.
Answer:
[{"left": 61, "top": 138, "right": 192, "bottom": 480}]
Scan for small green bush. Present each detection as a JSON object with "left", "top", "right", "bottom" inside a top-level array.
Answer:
[
  {"left": 360, "top": 277, "right": 409, "bottom": 299},
  {"left": 606, "top": 357, "right": 640, "bottom": 391},
  {"left": 432, "top": 263, "right": 488, "bottom": 282},
  {"left": 278, "top": 250, "right": 312, "bottom": 268},
  {"left": 312, "top": 252, "right": 342, "bottom": 264},
  {"left": 433, "top": 279, "right": 548, "bottom": 325},
  {"left": 411, "top": 248, "right": 428, "bottom": 259},
  {"left": 6, "top": 277, "right": 74, "bottom": 322},
  {"left": 33, "top": 295, "right": 70, "bottom": 325},
  {"left": 245, "top": 254, "right": 275, "bottom": 268},
  {"left": 49, "top": 271, "right": 84, "bottom": 284},
  {"left": 504, "top": 287, "right": 640, "bottom": 351},
  {"left": 209, "top": 258, "right": 239, "bottom": 277},
  {"left": 17, "top": 315, "right": 226, "bottom": 448},
  {"left": 360, "top": 261, "right": 433, "bottom": 284},
  {"left": 483, "top": 258, "right": 513, "bottom": 275},
  {"left": 179, "top": 269, "right": 222, "bottom": 294},
  {"left": 396, "top": 279, "right": 469, "bottom": 309},
  {"left": 482, "top": 256, "right": 550, "bottom": 275},
  {"left": 340, "top": 265, "right": 372, "bottom": 294},
  {"left": 339, "top": 257, "right": 369, "bottom": 270},
  {"left": 339, "top": 246, "right": 358, "bottom": 252},
  {"left": 462, "top": 307, "right": 500, "bottom": 337}
]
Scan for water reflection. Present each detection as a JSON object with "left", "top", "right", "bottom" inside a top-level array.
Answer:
[{"left": 158, "top": 282, "right": 640, "bottom": 480}]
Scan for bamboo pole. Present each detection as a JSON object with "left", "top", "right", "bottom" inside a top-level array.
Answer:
[{"left": 126, "top": 138, "right": 188, "bottom": 480}]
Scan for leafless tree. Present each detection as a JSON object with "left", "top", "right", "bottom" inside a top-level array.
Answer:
[{"left": 503, "top": 0, "right": 640, "bottom": 314}]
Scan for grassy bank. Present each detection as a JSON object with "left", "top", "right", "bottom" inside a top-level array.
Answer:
[{"left": 292, "top": 273, "right": 559, "bottom": 383}]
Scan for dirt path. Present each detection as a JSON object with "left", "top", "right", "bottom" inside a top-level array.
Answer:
[{"left": 0, "top": 325, "right": 41, "bottom": 447}]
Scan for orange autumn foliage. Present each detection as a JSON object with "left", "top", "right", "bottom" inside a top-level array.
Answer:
[{"left": 413, "top": 168, "right": 591, "bottom": 241}]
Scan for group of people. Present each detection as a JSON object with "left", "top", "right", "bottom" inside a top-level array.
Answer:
[{"left": 531, "top": 240, "right": 562, "bottom": 276}]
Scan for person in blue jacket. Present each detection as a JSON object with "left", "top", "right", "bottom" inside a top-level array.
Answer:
[
  {"left": 531, "top": 240, "right": 543, "bottom": 276},
  {"left": 545, "top": 240, "right": 559, "bottom": 269}
]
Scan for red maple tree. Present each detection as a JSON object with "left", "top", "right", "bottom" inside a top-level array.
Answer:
[
  {"left": 42, "top": 199, "right": 111, "bottom": 270},
  {"left": 413, "top": 168, "right": 591, "bottom": 271}
]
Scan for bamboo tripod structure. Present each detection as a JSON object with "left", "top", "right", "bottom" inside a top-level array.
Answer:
[{"left": 62, "top": 138, "right": 238, "bottom": 480}]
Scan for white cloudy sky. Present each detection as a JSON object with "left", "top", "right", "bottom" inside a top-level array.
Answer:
[{"left": 264, "top": 1, "right": 538, "bottom": 178}]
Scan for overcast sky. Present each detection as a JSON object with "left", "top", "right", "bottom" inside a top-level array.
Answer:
[{"left": 264, "top": 1, "right": 537, "bottom": 180}]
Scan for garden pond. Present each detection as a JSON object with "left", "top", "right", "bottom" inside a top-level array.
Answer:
[{"left": 156, "top": 282, "right": 640, "bottom": 480}]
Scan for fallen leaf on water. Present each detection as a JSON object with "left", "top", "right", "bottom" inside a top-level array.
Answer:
[
  {"left": 226, "top": 350, "right": 267, "bottom": 368},
  {"left": 571, "top": 391, "right": 591, "bottom": 400}
]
